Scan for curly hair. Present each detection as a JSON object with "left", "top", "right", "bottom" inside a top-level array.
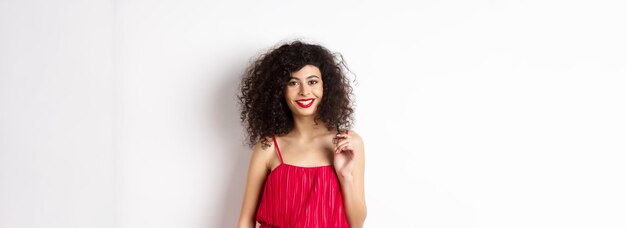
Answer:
[{"left": 238, "top": 40, "right": 355, "bottom": 148}]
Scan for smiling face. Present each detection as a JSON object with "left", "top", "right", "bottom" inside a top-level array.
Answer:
[{"left": 284, "top": 65, "right": 324, "bottom": 117}]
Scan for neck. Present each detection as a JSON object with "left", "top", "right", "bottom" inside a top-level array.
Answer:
[{"left": 290, "top": 114, "right": 328, "bottom": 139}]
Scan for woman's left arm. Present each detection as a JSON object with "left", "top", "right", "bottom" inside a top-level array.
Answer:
[{"left": 334, "top": 131, "right": 367, "bottom": 228}]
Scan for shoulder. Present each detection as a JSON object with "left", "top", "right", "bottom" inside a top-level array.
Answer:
[
  {"left": 347, "top": 130, "right": 364, "bottom": 146},
  {"left": 345, "top": 130, "right": 365, "bottom": 156},
  {"left": 251, "top": 136, "right": 276, "bottom": 171}
]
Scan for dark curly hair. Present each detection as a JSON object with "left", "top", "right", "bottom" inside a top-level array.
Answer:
[{"left": 238, "top": 40, "right": 355, "bottom": 148}]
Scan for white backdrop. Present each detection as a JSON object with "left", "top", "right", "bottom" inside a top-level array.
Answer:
[{"left": 1, "top": 0, "right": 625, "bottom": 227}]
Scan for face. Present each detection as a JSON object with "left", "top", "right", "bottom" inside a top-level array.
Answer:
[{"left": 284, "top": 65, "right": 324, "bottom": 117}]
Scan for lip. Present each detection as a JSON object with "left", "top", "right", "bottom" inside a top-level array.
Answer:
[{"left": 295, "top": 98, "right": 315, "bottom": 108}]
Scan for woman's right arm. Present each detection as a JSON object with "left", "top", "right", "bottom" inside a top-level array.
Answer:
[{"left": 238, "top": 140, "right": 272, "bottom": 228}]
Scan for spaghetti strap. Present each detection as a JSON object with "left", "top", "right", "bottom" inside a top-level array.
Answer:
[{"left": 272, "top": 135, "right": 284, "bottom": 164}]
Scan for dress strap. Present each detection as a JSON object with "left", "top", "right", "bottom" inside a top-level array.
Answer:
[{"left": 272, "top": 135, "right": 284, "bottom": 164}]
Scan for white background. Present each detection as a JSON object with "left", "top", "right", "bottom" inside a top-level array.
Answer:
[{"left": 1, "top": 0, "right": 625, "bottom": 227}]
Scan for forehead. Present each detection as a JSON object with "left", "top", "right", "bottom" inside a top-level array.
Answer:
[{"left": 290, "top": 65, "right": 322, "bottom": 80}]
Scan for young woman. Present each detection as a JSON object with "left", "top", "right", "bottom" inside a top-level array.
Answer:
[{"left": 237, "top": 41, "right": 366, "bottom": 228}]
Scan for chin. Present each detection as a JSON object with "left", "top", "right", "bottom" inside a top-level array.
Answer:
[
  {"left": 294, "top": 111, "right": 316, "bottom": 117},
  {"left": 292, "top": 107, "right": 319, "bottom": 117}
]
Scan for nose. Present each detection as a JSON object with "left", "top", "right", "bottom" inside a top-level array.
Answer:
[{"left": 299, "top": 84, "right": 311, "bottom": 96}]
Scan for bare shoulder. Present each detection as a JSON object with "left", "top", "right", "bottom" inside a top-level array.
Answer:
[
  {"left": 347, "top": 130, "right": 365, "bottom": 149},
  {"left": 250, "top": 136, "right": 276, "bottom": 171}
]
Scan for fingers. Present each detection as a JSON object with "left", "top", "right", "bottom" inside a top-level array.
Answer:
[
  {"left": 334, "top": 133, "right": 351, "bottom": 144},
  {"left": 334, "top": 139, "right": 354, "bottom": 155},
  {"left": 336, "top": 146, "right": 356, "bottom": 160},
  {"left": 335, "top": 139, "right": 351, "bottom": 150},
  {"left": 335, "top": 133, "right": 350, "bottom": 140},
  {"left": 334, "top": 131, "right": 354, "bottom": 156}
]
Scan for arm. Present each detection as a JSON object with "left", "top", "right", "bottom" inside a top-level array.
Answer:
[
  {"left": 335, "top": 131, "right": 367, "bottom": 228},
  {"left": 238, "top": 139, "right": 273, "bottom": 228}
]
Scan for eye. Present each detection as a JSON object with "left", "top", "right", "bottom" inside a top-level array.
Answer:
[
  {"left": 308, "top": 80, "right": 318, "bottom": 85},
  {"left": 288, "top": 81, "right": 298, "bottom": 86}
]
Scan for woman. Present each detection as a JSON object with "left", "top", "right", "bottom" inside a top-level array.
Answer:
[{"left": 237, "top": 40, "right": 367, "bottom": 228}]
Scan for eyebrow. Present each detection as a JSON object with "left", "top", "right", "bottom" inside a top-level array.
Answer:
[{"left": 289, "top": 75, "right": 320, "bottom": 80}]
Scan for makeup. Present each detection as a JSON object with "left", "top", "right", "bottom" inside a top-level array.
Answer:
[{"left": 295, "top": 98, "right": 315, "bottom": 108}]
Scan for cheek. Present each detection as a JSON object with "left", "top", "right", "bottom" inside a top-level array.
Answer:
[
  {"left": 316, "top": 84, "right": 324, "bottom": 96},
  {"left": 284, "top": 87, "right": 296, "bottom": 98}
]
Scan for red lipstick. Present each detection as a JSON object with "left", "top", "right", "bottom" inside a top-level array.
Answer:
[{"left": 295, "top": 98, "right": 315, "bottom": 108}]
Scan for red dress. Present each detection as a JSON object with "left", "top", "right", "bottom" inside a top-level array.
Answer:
[{"left": 255, "top": 132, "right": 350, "bottom": 228}]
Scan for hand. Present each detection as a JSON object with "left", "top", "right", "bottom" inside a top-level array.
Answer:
[{"left": 333, "top": 130, "right": 355, "bottom": 178}]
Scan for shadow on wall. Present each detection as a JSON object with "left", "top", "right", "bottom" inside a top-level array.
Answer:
[{"left": 205, "top": 60, "right": 253, "bottom": 228}]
